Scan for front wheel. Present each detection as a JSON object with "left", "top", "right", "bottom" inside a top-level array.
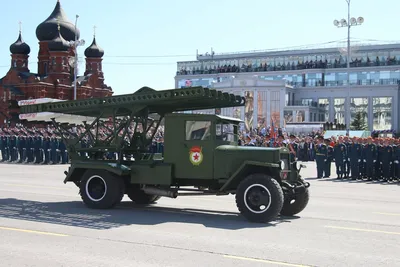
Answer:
[
  {"left": 79, "top": 170, "right": 125, "bottom": 209},
  {"left": 235, "top": 173, "right": 284, "bottom": 223},
  {"left": 280, "top": 188, "right": 310, "bottom": 216}
]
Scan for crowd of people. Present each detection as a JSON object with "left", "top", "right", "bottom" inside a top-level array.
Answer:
[
  {"left": 1, "top": 123, "right": 399, "bottom": 183},
  {"left": 239, "top": 131, "right": 400, "bottom": 183},
  {"left": 177, "top": 56, "right": 400, "bottom": 76},
  {"left": 0, "top": 124, "right": 165, "bottom": 165}
]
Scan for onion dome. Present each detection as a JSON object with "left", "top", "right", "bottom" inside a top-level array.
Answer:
[
  {"left": 10, "top": 31, "right": 31, "bottom": 55},
  {"left": 48, "top": 23, "right": 70, "bottom": 52},
  {"left": 84, "top": 37, "right": 104, "bottom": 58},
  {"left": 35, "top": 0, "right": 80, "bottom": 42}
]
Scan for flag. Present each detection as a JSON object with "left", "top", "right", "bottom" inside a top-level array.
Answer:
[{"left": 270, "top": 115, "right": 277, "bottom": 139}]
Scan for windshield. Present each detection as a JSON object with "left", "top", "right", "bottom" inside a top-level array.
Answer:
[{"left": 216, "top": 123, "right": 238, "bottom": 142}]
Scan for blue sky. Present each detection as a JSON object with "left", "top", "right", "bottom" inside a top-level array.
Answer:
[{"left": 0, "top": 0, "right": 398, "bottom": 95}]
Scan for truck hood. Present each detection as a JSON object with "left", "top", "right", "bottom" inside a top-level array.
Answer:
[
  {"left": 215, "top": 145, "right": 284, "bottom": 165},
  {"left": 213, "top": 145, "right": 286, "bottom": 179}
]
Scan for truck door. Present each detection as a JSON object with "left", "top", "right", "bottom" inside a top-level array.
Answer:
[{"left": 175, "top": 120, "right": 214, "bottom": 179}]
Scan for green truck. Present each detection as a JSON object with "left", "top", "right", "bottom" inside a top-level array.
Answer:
[{"left": 18, "top": 86, "right": 310, "bottom": 223}]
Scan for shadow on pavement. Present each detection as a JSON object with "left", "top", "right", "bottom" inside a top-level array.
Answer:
[{"left": 0, "top": 198, "right": 300, "bottom": 230}]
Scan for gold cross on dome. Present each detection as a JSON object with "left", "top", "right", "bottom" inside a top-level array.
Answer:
[
  {"left": 93, "top": 25, "right": 97, "bottom": 37},
  {"left": 18, "top": 21, "right": 22, "bottom": 33}
]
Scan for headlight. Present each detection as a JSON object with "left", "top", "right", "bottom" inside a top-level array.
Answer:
[{"left": 280, "top": 160, "right": 285, "bottom": 170}]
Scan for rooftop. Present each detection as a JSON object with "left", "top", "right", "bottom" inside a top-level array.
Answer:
[{"left": 178, "top": 39, "right": 400, "bottom": 63}]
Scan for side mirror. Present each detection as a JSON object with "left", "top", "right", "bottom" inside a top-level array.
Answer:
[{"left": 300, "top": 164, "right": 307, "bottom": 169}]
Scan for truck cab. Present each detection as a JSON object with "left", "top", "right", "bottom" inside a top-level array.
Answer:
[
  {"left": 163, "top": 113, "right": 242, "bottom": 179},
  {"left": 163, "top": 113, "right": 282, "bottom": 182}
]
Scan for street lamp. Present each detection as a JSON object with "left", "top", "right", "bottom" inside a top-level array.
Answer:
[
  {"left": 68, "top": 15, "right": 85, "bottom": 100},
  {"left": 333, "top": 0, "right": 364, "bottom": 130}
]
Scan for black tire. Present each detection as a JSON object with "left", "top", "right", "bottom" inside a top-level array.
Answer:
[
  {"left": 79, "top": 170, "right": 125, "bottom": 209},
  {"left": 236, "top": 173, "right": 284, "bottom": 223},
  {"left": 280, "top": 188, "right": 310, "bottom": 216},
  {"left": 126, "top": 185, "right": 161, "bottom": 205}
]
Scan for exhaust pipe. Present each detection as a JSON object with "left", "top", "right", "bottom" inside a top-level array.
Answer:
[{"left": 142, "top": 186, "right": 178, "bottom": 198}]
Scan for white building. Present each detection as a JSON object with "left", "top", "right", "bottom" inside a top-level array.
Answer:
[{"left": 174, "top": 43, "right": 400, "bottom": 133}]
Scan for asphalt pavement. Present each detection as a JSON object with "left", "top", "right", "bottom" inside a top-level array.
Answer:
[{"left": 0, "top": 161, "right": 399, "bottom": 267}]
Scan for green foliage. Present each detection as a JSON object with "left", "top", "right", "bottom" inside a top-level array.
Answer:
[{"left": 350, "top": 111, "right": 367, "bottom": 130}]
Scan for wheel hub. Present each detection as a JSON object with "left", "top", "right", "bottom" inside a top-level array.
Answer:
[
  {"left": 86, "top": 175, "right": 107, "bottom": 202},
  {"left": 244, "top": 184, "right": 272, "bottom": 214}
]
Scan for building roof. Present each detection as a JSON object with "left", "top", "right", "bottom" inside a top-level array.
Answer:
[
  {"left": 178, "top": 42, "right": 400, "bottom": 64},
  {"left": 9, "top": 32, "right": 30, "bottom": 55},
  {"left": 84, "top": 37, "right": 104, "bottom": 58},
  {"left": 48, "top": 23, "right": 70, "bottom": 52},
  {"left": 36, "top": 0, "right": 80, "bottom": 42}
]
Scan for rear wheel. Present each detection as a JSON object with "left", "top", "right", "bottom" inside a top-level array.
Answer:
[
  {"left": 126, "top": 185, "right": 161, "bottom": 205},
  {"left": 79, "top": 170, "right": 125, "bottom": 209},
  {"left": 236, "top": 173, "right": 284, "bottom": 223}
]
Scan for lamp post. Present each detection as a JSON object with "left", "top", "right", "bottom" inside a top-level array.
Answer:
[
  {"left": 333, "top": 0, "right": 364, "bottom": 130},
  {"left": 68, "top": 15, "right": 85, "bottom": 100}
]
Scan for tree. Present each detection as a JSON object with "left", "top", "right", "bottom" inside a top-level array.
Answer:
[{"left": 350, "top": 111, "right": 368, "bottom": 130}]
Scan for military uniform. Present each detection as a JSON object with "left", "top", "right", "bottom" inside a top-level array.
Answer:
[
  {"left": 0, "top": 136, "right": 6, "bottom": 162},
  {"left": 324, "top": 139, "right": 334, "bottom": 178},
  {"left": 394, "top": 142, "right": 400, "bottom": 181},
  {"left": 364, "top": 140, "right": 378, "bottom": 180},
  {"left": 334, "top": 141, "right": 347, "bottom": 179},
  {"left": 381, "top": 142, "right": 393, "bottom": 181},
  {"left": 315, "top": 137, "right": 327, "bottom": 178},
  {"left": 343, "top": 139, "right": 351, "bottom": 178},
  {"left": 349, "top": 139, "right": 362, "bottom": 180}
]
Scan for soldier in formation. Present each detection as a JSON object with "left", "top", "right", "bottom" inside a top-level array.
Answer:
[
  {"left": 0, "top": 133, "right": 68, "bottom": 164},
  {"left": 317, "top": 136, "right": 399, "bottom": 182}
]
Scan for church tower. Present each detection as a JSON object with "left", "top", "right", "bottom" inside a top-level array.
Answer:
[
  {"left": 35, "top": 0, "right": 79, "bottom": 77},
  {"left": 9, "top": 22, "right": 31, "bottom": 73},
  {"left": 84, "top": 27, "right": 105, "bottom": 88},
  {"left": 47, "top": 21, "right": 72, "bottom": 84}
]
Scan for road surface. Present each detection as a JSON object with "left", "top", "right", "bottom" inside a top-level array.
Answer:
[{"left": 0, "top": 161, "right": 399, "bottom": 267}]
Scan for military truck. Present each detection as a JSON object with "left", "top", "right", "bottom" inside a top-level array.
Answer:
[{"left": 18, "top": 86, "right": 310, "bottom": 223}]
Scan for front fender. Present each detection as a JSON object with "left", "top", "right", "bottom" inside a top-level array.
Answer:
[
  {"left": 63, "top": 161, "right": 131, "bottom": 184},
  {"left": 219, "top": 161, "right": 281, "bottom": 192}
]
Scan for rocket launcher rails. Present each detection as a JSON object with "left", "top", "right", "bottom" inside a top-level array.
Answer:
[{"left": 18, "top": 86, "right": 246, "bottom": 118}]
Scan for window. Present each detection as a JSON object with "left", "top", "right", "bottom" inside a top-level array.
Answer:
[
  {"left": 185, "top": 121, "right": 211, "bottom": 140},
  {"left": 216, "top": 123, "right": 238, "bottom": 142}
]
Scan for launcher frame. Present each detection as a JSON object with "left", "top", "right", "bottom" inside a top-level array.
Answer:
[{"left": 18, "top": 86, "right": 246, "bottom": 162}]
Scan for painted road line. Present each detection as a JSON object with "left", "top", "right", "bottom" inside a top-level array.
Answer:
[
  {"left": 223, "top": 255, "right": 311, "bottom": 267},
  {"left": 0, "top": 226, "right": 68, "bottom": 237},
  {"left": 373, "top": 212, "right": 400, "bottom": 216},
  {"left": 325, "top": 226, "right": 400, "bottom": 235}
]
